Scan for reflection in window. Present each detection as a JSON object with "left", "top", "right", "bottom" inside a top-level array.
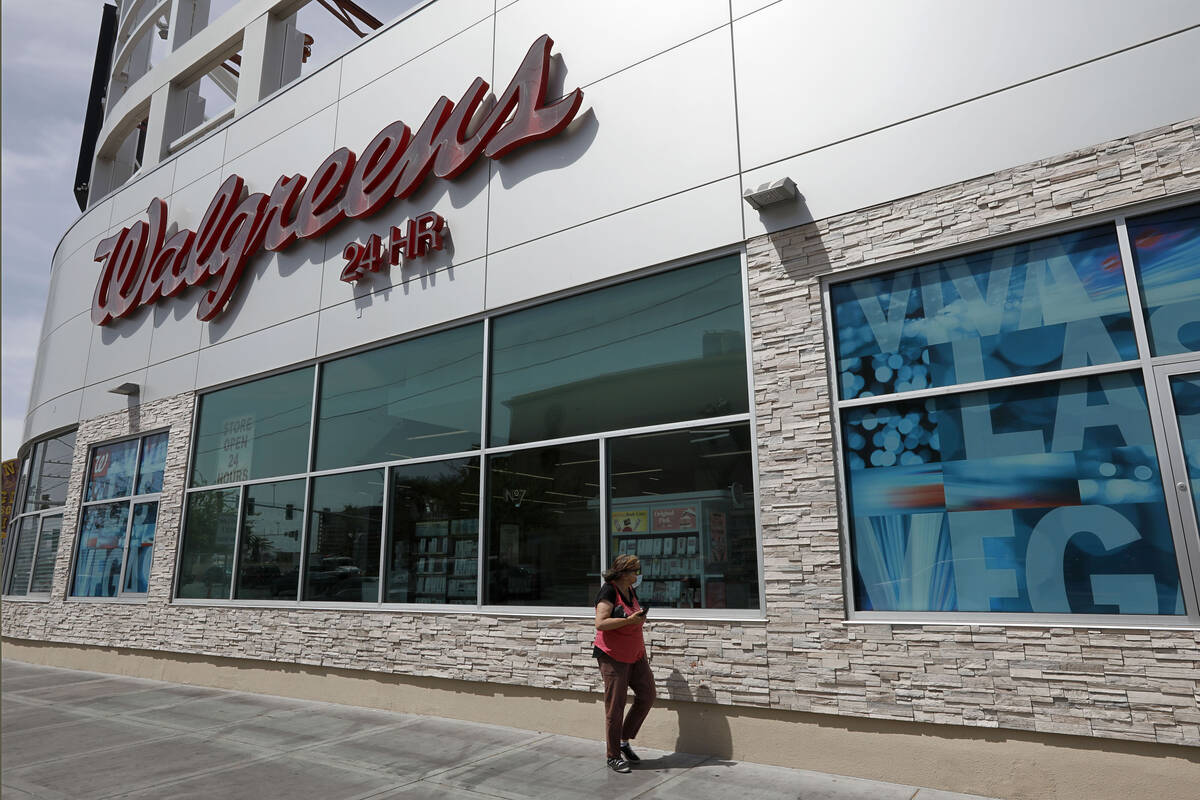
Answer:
[
  {"left": 485, "top": 443, "right": 600, "bottom": 606},
  {"left": 609, "top": 424, "right": 758, "bottom": 609},
  {"left": 842, "top": 373, "right": 1183, "bottom": 614},
  {"left": 316, "top": 323, "right": 482, "bottom": 469},
  {"left": 1128, "top": 203, "right": 1200, "bottom": 357},
  {"left": 304, "top": 471, "right": 383, "bottom": 602},
  {"left": 191, "top": 367, "right": 314, "bottom": 486},
  {"left": 387, "top": 458, "right": 480, "bottom": 604},
  {"left": 1169, "top": 373, "right": 1200, "bottom": 527},
  {"left": 136, "top": 432, "right": 169, "bottom": 495},
  {"left": 123, "top": 503, "right": 158, "bottom": 594},
  {"left": 86, "top": 439, "right": 139, "bottom": 501},
  {"left": 177, "top": 489, "right": 240, "bottom": 599},
  {"left": 24, "top": 432, "right": 75, "bottom": 512},
  {"left": 30, "top": 516, "right": 63, "bottom": 594},
  {"left": 74, "top": 433, "right": 168, "bottom": 598},
  {"left": 831, "top": 226, "right": 1136, "bottom": 400},
  {"left": 72, "top": 503, "right": 131, "bottom": 598},
  {"left": 6, "top": 517, "right": 39, "bottom": 596},
  {"left": 237, "top": 480, "right": 305, "bottom": 600},
  {"left": 490, "top": 256, "right": 748, "bottom": 445}
]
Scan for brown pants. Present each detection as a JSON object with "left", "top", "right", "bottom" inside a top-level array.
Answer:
[{"left": 596, "top": 651, "right": 656, "bottom": 758}]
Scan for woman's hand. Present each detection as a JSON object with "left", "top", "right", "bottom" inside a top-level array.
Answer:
[{"left": 595, "top": 602, "right": 645, "bottom": 630}]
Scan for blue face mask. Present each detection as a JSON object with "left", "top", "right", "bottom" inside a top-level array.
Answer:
[{"left": 632, "top": 575, "right": 642, "bottom": 589}]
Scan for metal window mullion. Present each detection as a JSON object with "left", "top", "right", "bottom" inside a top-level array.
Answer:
[
  {"left": 1119, "top": 215, "right": 1200, "bottom": 619},
  {"left": 1149, "top": 364, "right": 1200, "bottom": 619},
  {"left": 307, "top": 362, "right": 322, "bottom": 473},
  {"left": 228, "top": 485, "right": 246, "bottom": 601},
  {"left": 378, "top": 466, "right": 390, "bottom": 605},
  {"left": 834, "top": 359, "right": 1145, "bottom": 410},
  {"left": 23, "top": 516, "right": 42, "bottom": 596},
  {"left": 480, "top": 412, "right": 753, "bottom": 457},
  {"left": 112, "top": 498, "right": 137, "bottom": 598},
  {"left": 1115, "top": 217, "right": 1155, "bottom": 360},
  {"left": 115, "top": 436, "right": 148, "bottom": 596},
  {"left": 296, "top": 476, "right": 312, "bottom": 601},
  {"left": 598, "top": 436, "right": 609, "bottom": 575},
  {"left": 476, "top": 318, "right": 491, "bottom": 607}
]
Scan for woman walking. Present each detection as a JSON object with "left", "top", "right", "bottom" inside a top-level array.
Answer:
[{"left": 593, "top": 554, "right": 656, "bottom": 773}]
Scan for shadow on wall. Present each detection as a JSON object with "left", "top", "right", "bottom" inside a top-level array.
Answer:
[{"left": 665, "top": 667, "right": 735, "bottom": 761}]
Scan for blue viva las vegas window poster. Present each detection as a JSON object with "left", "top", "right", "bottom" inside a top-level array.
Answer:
[{"left": 832, "top": 224, "right": 1187, "bottom": 615}]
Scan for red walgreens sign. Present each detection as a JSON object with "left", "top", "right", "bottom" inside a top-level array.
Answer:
[{"left": 91, "top": 35, "right": 583, "bottom": 325}]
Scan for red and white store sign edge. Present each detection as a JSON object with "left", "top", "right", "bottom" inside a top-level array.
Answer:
[{"left": 90, "top": 34, "right": 583, "bottom": 326}]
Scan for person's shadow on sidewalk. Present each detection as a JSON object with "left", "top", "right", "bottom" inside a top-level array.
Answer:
[{"left": 635, "top": 667, "right": 736, "bottom": 769}]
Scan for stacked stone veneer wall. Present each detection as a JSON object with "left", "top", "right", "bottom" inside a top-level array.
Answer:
[{"left": 4, "top": 120, "right": 1199, "bottom": 747}]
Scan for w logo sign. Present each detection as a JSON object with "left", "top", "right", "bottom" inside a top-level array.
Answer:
[{"left": 92, "top": 451, "right": 111, "bottom": 478}]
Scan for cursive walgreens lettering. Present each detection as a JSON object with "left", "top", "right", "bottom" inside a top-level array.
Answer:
[{"left": 91, "top": 35, "right": 582, "bottom": 325}]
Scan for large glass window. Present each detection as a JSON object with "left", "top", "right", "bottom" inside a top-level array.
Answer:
[
  {"left": 191, "top": 367, "right": 314, "bottom": 486},
  {"left": 831, "top": 226, "right": 1136, "bottom": 401},
  {"left": 609, "top": 423, "right": 759, "bottom": 609},
  {"left": 485, "top": 442, "right": 600, "bottom": 606},
  {"left": 387, "top": 458, "right": 480, "bottom": 604},
  {"left": 490, "top": 256, "right": 748, "bottom": 446},
  {"left": 177, "top": 488, "right": 240, "bottom": 599},
  {"left": 304, "top": 471, "right": 383, "bottom": 602},
  {"left": 1128, "top": 204, "right": 1200, "bottom": 357},
  {"left": 830, "top": 204, "right": 1200, "bottom": 619},
  {"left": 3, "top": 432, "right": 76, "bottom": 597},
  {"left": 72, "top": 432, "right": 168, "bottom": 598},
  {"left": 177, "top": 256, "right": 760, "bottom": 614},
  {"left": 236, "top": 479, "right": 305, "bottom": 600},
  {"left": 315, "top": 323, "right": 482, "bottom": 469}
]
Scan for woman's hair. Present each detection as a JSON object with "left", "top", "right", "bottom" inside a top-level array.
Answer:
[{"left": 603, "top": 554, "right": 641, "bottom": 583}]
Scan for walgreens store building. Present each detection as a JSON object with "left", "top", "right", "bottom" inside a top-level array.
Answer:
[{"left": 4, "top": 1, "right": 1199, "bottom": 796}]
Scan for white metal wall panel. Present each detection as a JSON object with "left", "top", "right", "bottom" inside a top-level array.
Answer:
[
  {"left": 484, "top": 176, "right": 744, "bottom": 310},
  {"left": 486, "top": 27, "right": 740, "bottom": 253},
  {"left": 42, "top": 236, "right": 108, "bottom": 334},
  {"left": 29, "top": 315, "right": 95, "bottom": 407},
  {"left": 107, "top": 159, "right": 177, "bottom": 232},
  {"left": 24, "top": 392, "right": 82, "bottom": 444},
  {"left": 734, "top": 0, "right": 1200, "bottom": 171},
  {"left": 51, "top": 197, "right": 114, "bottom": 277},
  {"left": 337, "top": 0, "right": 494, "bottom": 98},
  {"left": 225, "top": 62, "right": 342, "bottom": 163},
  {"left": 142, "top": 353, "right": 200, "bottom": 406},
  {"left": 493, "top": 0, "right": 729, "bottom": 95},
  {"left": 315, "top": 254, "right": 488, "bottom": 358},
  {"left": 171, "top": 129, "right": 229, "bottom": 193},
  {"left": 84, "top": 308, "right": 155, "bottom": 387},
  {"left": 79, "top": 366, "right": 149, "bottom": 421},
  {"left": 741, "top": 27, "right": 1200, "bottom": 238},
  {"left": 195, "top": 312, "right": 318, "bottom": 390}
]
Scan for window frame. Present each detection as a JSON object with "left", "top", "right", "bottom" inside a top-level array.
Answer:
[
  {"left": 821, "top": 192, "right": 1200, "bottom": 628},
  {"left": 2, "top": 431, "right": 77, "bottom": 600},
  {"left": 174, "top": 248, "right": 767, "bottom": 619},
  {"left": 68, "top": 429, "right": 169, "bottom": 602}
]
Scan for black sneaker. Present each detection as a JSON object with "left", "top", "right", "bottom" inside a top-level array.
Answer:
[
  {"left": 607, "top": 757, "right": 632, "bottom": 773},
  {"left": 619, "top": 743, "right": 641, "bottom": 762}
]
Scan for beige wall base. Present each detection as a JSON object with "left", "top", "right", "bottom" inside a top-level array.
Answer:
[{"left": 4, "top": 637, "right": 1195, "bottom": 800}]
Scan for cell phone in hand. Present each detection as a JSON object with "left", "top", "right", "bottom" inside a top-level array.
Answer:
[{"left": 639, "top": 601, "right": 651, "bottom": 617}]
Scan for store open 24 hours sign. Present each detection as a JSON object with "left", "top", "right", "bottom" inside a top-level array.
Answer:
[{"left": 90, "top": 35, "right": 583, "bottom": 326}]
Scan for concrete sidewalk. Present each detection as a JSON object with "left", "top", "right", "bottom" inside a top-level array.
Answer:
[{"left": 2, "top": 659, "right": 1001, "bottom": 800}]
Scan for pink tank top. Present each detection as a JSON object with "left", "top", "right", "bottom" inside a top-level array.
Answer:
[{"left": 594, "top": 585, "right": 645, "bottom": 663}]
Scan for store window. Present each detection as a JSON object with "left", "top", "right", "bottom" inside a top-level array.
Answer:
[
  {"left": 829, "top": 203, "right": 1200, "bottom": 619},
  {"left": 177, "top": 255, "right": 761, "bottom": 612},
  {"left": 315, "top": 323, "right": 482, "bottom": 469},
  {"left": 191, "top": 367, "right": 314, "bottom": 487},
  {"left": 3, "top": 432, "right": 75, "bottom": 598},
  {"left": 71, "top": 432, "right": 168, "bottom": 597},
  {"left": 489, "top": 255, "right": 748, "bottom": 446},
  {"left": 1128, "top": 203, "right": 1200, "bottom": 357}
]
